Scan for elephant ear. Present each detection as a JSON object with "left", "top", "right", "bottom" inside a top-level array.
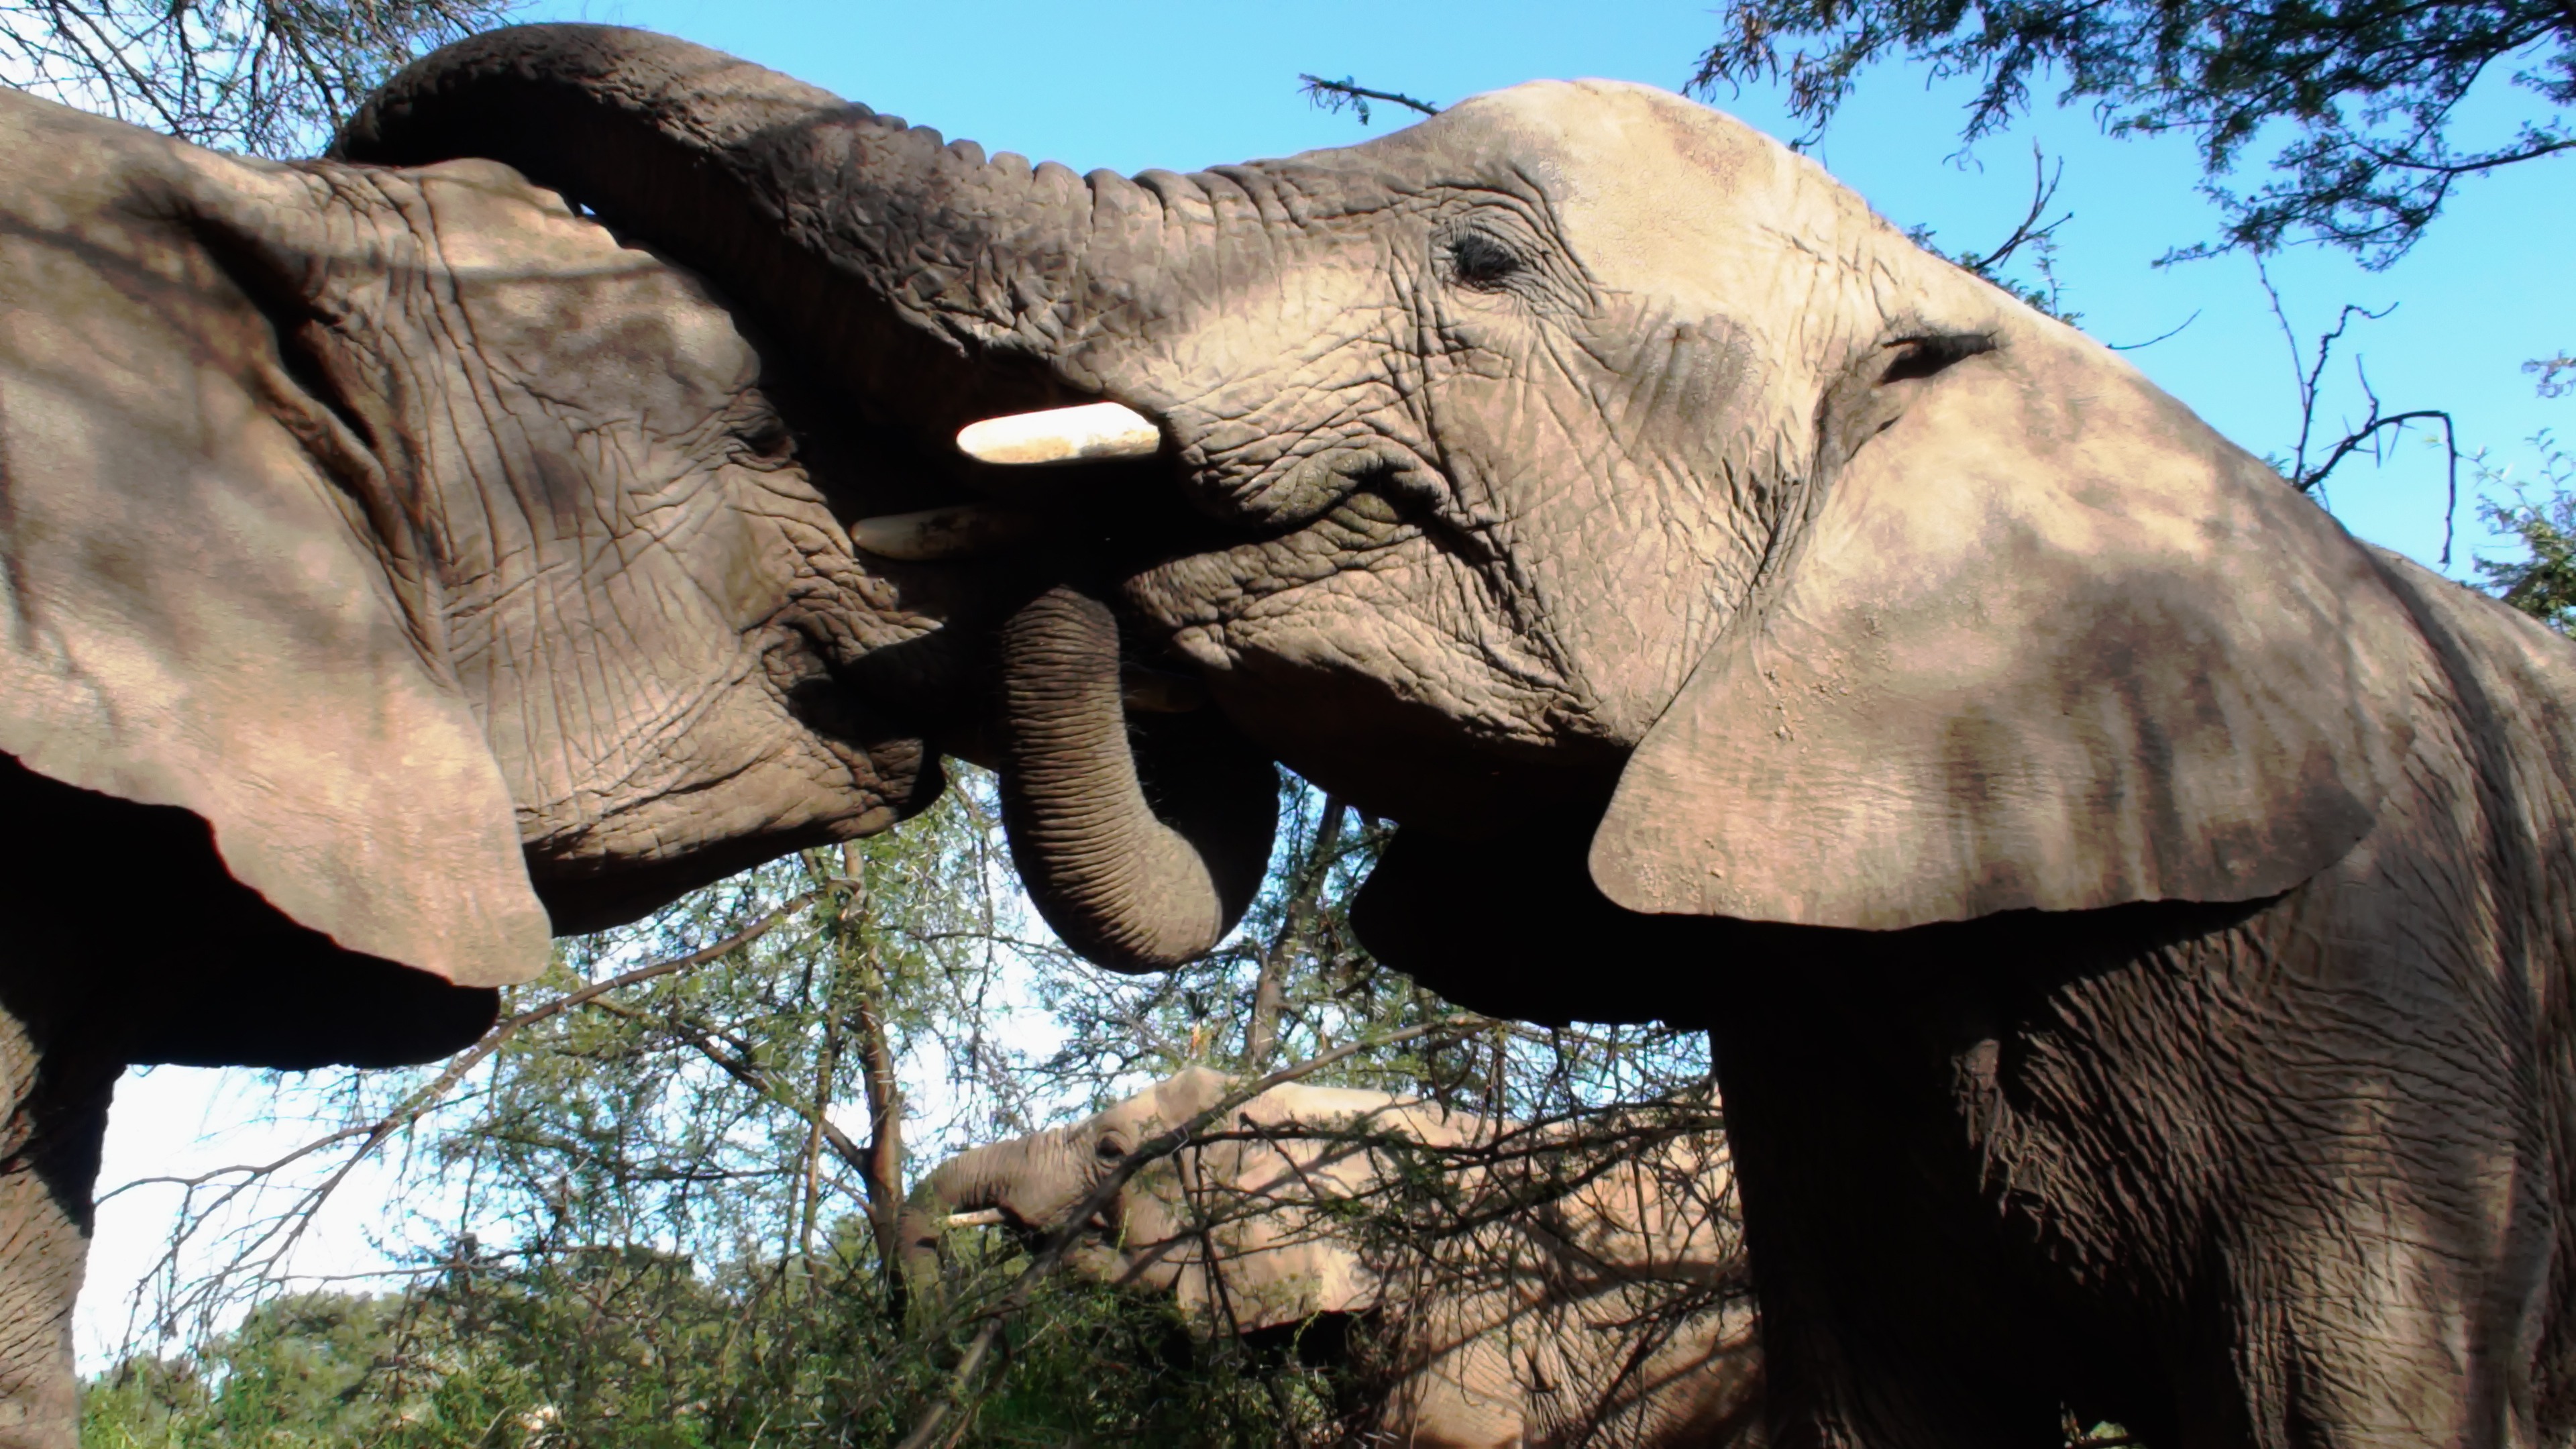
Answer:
[
  {"left": 0, "top": 114, "right": 550, "bottom": 986},
  {"left": 1589, "top": 321, "right": 2411, "bottom": 930}
]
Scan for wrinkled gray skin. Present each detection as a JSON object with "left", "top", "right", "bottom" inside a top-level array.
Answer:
[
  {"left": 0, "top": 85, "right": 1277, "bottom": 1449},
  {"left": 323, "top": 23, "right": 2576, "bottom": 1448},
  {"left": 0, "top": 87, "right": 928, "bottom": 1449},
  {"left": 900, "top": 1069, "right": 1761, "bottom": 1448}
]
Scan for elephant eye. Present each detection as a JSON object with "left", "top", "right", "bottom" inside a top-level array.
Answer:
[
  {"left": 1445, "top": 229, "right": 1525, "bottom": 291},
  {"left": 1095, "top": 1133, "right": 1127, "bottom": 1161}
]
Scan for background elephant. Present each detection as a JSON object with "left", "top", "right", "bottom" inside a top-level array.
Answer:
[
  {"left": 900, "top": 1067, "right": 1759, "bottom": 1448},
  {"left": 354, "top": 26, "right": 2576, "bottom": 1448},
  {"left": 0, "top": 81, "right": 1280, "bottom": 1448}
]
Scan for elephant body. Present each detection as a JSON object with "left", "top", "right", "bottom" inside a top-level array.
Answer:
[
  {"left": 902, "top": 1068, "right": 1760, "bottom": 1448},
  {"left": 350, "top": 29, "right": 2576, "bottom": 1446},
  {"left": 0, "top": 85, "right": 985, "bottom": 1446}
]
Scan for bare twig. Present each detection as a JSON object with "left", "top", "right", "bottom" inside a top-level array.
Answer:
[
  {"left": 1299, "top": 74, "right": 1442, "bottom": 125},
  {"left": 1965, "top": 144, "right": 2069, "bottom": 277},
  {"left": 1246, "top": 796, "right": 1347, "bottom": 1069},
  {"left": 105, "top": 890, "right": 824, "bottom": 1340},
  {"left": 1907, "top": 143, "right": 2075, "bottom": 320},
  {"left": 895, "top": 1015, "right": 1485, "bottom": 1449},
  {"left": 2106, "top": 310, "right": 2201, "bottom": 351},
  {"left": 2257, "top": 260, "right": 2463, "bottom": 561}
]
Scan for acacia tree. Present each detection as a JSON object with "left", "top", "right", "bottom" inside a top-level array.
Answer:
[
  {"left": 88, "top": 768, "right": 1728, "bottom": 1446},
  {"left": 1, "top": 0, "right": 513, "bottom": 157},
  {"left": 1690, "top": 0, "right": 2572, "bottom": 265}
]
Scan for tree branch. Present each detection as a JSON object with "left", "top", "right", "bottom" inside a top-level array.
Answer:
[
  {"left": 895, "top": 1014, "right": 1485, "bottom": 1449},
  {"left": 1299, "top": 74, "right": 1442, "bottom": 124}
]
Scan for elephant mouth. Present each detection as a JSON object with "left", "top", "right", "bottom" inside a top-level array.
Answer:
[
  {"left": 900, "top": 401, "right": 1617, "bottom": 839},
  {"left": 820, "top": 400, "right": 1289, "bottom": 973}
]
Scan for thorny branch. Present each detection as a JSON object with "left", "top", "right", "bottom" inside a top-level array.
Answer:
[
  {"left": 103, "top": 889, "right": 830, "bottom": 1343},
  {"left": 894, "top": 1015, "right": 1487, "bottom": 1449},
  {"left": 2259, "top": 260, "right": 2463, "bottom": 560},
  {"left": 0, "top": 0, "right": 511, "bottom": 158},
  {"left": 1299, "top": 74, "right": 1442, "bottom": 124},
  {"left": 1906, "top": 143, "right": 2079, "bottom": 322},
  {"left": 1245, "top": 796, "right": 1348, "bottom": 1069}
]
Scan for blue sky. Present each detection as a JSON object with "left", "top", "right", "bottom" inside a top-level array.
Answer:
[{"left": 523, "top": 0, "right": 2573, "bottom": 576}]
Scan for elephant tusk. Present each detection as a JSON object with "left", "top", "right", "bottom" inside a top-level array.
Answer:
[
  {"left": 947, "top": 1208, "right": 1007, "bottom": 1228},
  {"left": 1120, "top": 664, "right": 1209, "bottom": 715},
  {"left": 956, "top": 401, "right": 1161, "bottom": 466},
  {"left": 850, "top": 504, "right": 1040, "bottom": 561}
]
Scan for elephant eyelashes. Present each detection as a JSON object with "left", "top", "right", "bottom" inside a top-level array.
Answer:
[
  {"left": 1444, "top": 229, "right": 1526, "bottom": 290},
  {"left": 1878, "top": 332, "right": 1996, "bottom": 384}
]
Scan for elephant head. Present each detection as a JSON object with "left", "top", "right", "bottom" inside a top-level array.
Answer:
[
  {"left": 900, "top": 1068, "right": 1760, "bottom": 1448},
  {"left": 898, "top": 1067, "right": 1395, "bottom": 1332},
  {"left": 2, "top": 72, "right": 1279, "bottom": 1071},
  {"left": 339, "top": 28, "right": 2404, "bottom": 1019}
]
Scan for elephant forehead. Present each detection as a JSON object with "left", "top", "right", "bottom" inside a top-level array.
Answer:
[{"left": 1441, "top": 80, "right": 1876, "bottom": 311}]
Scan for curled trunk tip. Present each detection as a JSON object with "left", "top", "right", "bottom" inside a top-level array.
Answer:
[{"left": 998, "top": 586, "right": 1276, "bottom": 972}]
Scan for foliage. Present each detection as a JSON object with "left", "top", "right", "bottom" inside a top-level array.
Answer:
[
  {"left": 1904, "top": 143, "right": 2079, "bottom": 321},
  {"left": 82, "top": 1245, "right": 1332, "bottom": 1448},
  {"left": 87, "top": 767, "right": 1719, "bottom": 1445},
  {"left": 2478, "top": 431, "right": 2576, "bottom": 631},
  {"left": 1, "top": 0, "right": 513, "bottom": 158},
  {"left": 1030, "top": 781, "right": 1710, "bottom": 1118},
  {"left": 1689, "top": 0, "right": 2573, "bottom": 263}
]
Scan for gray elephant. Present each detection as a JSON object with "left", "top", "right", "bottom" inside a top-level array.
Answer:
[
  {"left": 901, "top": 1067, "right": 1759, "bottom": 1448},
  {"left": 350, "top": 26, "right": 2576, "bottom": 1447},
  {"left": 0, "top": 83, "right": 1283, "bottom": 1447}
]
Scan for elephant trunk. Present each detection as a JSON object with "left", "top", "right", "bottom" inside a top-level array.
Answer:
[
  {"left": 333, "top": 23, "right": 1143, "bottom": 430},
  {"left": 999, "top": 586, "right": 1276, "bottom": 970},
  {"left": 896, "top": 1135, "right": 1047, "bottom": 1293}
]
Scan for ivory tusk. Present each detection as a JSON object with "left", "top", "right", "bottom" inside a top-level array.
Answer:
[
  {"left": 956, "top": 401, "right": 1161, "bottom": 466},
  {"left": 1120, "top": 665, "right": 1209, "bottom": 715},
  {"left": 850, "top": 504, "right": 1039, "bottom": 561},
  {"left": 947, "top": 1208, "right": 1007, "bottom": 1228}
]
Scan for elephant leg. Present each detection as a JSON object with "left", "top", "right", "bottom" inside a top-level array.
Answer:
[
  {"left": 1709, "top": 961, "right": 2070, "bottom": 1449},
  {"left": 0, "top": 994, "right": 115, "bottom": 1449}
]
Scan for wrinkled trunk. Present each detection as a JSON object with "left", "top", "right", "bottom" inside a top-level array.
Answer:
[
  {"left": 339, "top": 25, "right": 1278, "bottom": 973},
  {"left": 895, "top": 1134, "right": 1053, "bottom": 1293},
  {"left": 335, "top": 24, "right": 1150, "bottom": 432},
  {"left": 999, "top": 586, "right": 1275, "bottom": 970}
]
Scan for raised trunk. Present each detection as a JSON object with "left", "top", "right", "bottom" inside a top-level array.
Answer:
[
  {"left": 334, "top": 24, "right": 1142, "bottom": 432},
  {"left": 337, "top": 26, "right": 1277, "bottom": 976},
  {"left": 999, "top": 586, "right": 1276, "bottom": 970}
]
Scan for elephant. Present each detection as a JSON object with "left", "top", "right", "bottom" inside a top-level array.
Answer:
[
  {"left": 899, "top": 1067, "right": 1760, "bottom": 1448},
  {"left": 0, "top": 80, "right": 1283, "bottom": 1448},
  {"left": 344, "top": 25, "right": 2576, "bottom": 1447}
]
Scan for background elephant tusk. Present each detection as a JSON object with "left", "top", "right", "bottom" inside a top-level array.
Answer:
[
  {"left": 947, "top": 1208, "right": 1007, "bottom": 1228},
  {"left": 1120, "top": 664, "right": 1209, "bottom": 714},
  {"left": 850, "top": 504, "right": 1040, "bottom": 561},
  {"left": 956, "top": 401, "right": 1161, "bottom": 466}
]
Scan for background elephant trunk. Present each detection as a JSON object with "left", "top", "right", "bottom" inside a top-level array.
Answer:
[
  {"left": 999, "top": 586, "right": 1276, "bottom": 971},
  {"left": 333, "top": 23, "right": 1144, "bottom": 430},
  {"left": 895, "top": 1134, "right": 1051, "bottom": 1293}
]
